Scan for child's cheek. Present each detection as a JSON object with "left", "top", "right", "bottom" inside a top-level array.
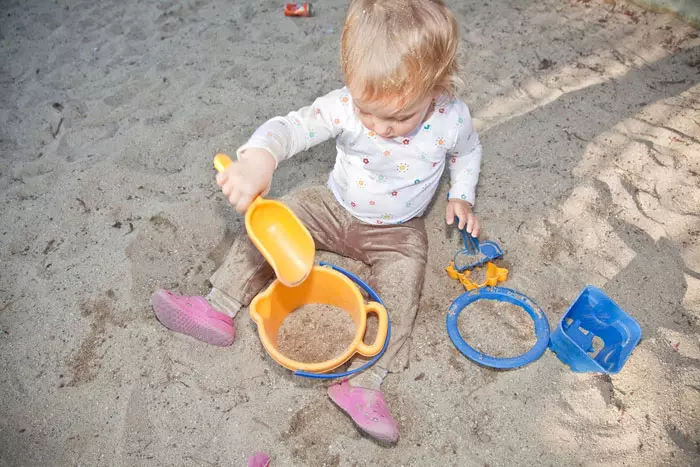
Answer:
[
  {"left": 358, "top": 114, "right": 372, "bottom": 130},
  {"left": 404, "top": 117, "right": 422, "bottom": 135}
]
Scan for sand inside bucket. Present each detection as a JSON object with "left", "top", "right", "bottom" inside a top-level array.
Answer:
[
  {"left": 457, "top": 299, "right": 537, "bottom": 358},
  {"left": 277, "top": 304, "right": 356, "bottom": 363}
]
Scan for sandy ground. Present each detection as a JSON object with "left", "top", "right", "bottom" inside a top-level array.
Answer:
[{"left": 1, "top": 0, "right": 699, "bottom": 466}]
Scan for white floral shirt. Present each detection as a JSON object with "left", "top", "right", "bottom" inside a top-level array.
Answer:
[{"left": 237, "top": 87, "right": 482, "bottom": 225}]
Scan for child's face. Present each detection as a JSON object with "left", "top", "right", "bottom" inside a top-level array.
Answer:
[{"left": 351, "top": 92, "right": 436, "bottom": 139}]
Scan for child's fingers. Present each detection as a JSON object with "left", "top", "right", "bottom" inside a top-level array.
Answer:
[
  {"left": 235, "top": 195, "right": 253, "bottom": 214},
  {"left": 465, "top": 215, "right": 475, "bottom": 235},
  {"left": 453, "top": 204, "right": 470, "bottom": 230},
  {"left": 227, "top": 187, "right": 241, "bottom": 207},
  {"left": 457, "top": 209, "right": 468, "bottom": 230},
  {"left": 221, "top": 180, "right": 232, "bottom": 197},
  {"left": 445, "top": 203, "right": 456, "bottom": 225},
  {"left": 459, "top": 216, "right": 468, "bottom": 230},
  {"left": 471, "top": 218, "right": 481, "bottom": 238}
]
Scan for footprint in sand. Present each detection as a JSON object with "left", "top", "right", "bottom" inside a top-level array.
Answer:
[
  {"left": 125, "top": 202, "right": 231, "bottom": 304},
  {"left": 281, "top": 401, "right": 344, "bottom": 466},
  {"left": 57, "top": 122, "right": 118, "bottom": 163}
]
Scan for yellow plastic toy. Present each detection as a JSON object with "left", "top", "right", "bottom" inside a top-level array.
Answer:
[
  {"left": 249, "top": 265, "right": 389, "bottom": 373},
  {"left": 446, "top": 261, "right": 509, "bottom": 291},
  {"left": 214, "top": 153, "right": 315, "bottom": 287},
  {"left": 214, "top": 153, "right": 388, "bottom": 373}
]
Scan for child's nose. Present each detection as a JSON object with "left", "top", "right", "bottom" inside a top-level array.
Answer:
[{"left": 375, "top": 123, "right": 392, "bottom": 137}]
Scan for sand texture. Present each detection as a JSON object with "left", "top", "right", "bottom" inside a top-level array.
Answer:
[
  {"left": 1, "top": 0, "right": 699, "bottom": 465},
  {"left": 457, "top": 299, "right": 538, "bottom": 358},
  {"left": 277, "top": 304, "right": 356, "bottom": 364}
]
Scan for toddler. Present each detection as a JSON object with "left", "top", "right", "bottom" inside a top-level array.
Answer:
[{"left": 152, "top": 0, "right": 482, "bottom": 444}]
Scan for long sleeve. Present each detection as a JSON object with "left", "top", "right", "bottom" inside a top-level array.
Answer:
[
  {"left": 446, "top": 102, "right": 482, "bottom": 206},
  {"left": 236, "top": 88, "right": 350, "bottom": 166}
]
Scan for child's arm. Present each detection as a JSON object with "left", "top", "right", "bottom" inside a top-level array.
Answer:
[
  {"left": 218, "top": 89, "right": 348, "bottom": 212},
  {"left": 237, "top": 88, "right": 348, "bottom": 166},
  {"left": 445, "top": 102, "right": 482, "bottom": 236}
]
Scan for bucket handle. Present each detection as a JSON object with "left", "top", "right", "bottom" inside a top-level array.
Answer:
[
  {"left": 355, "top": 301, "right": 388, "bottom": 357},
  {"left": 293, "top": 261, "right": 391, "bottom": 380}
]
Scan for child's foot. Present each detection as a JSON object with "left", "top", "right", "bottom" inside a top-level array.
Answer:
[
  {"left": 327, "top": 380, "right": 399, "bottom": 443},
  {"left": 151, "top": 289, "right": 235, "bottom": 346}
]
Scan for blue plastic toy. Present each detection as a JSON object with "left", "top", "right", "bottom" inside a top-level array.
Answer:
[
  {"left": 446, "top": 287, "right": 551, "bottom": 369},
  {"left": 453, "top": 225, "right": 504, "bottom": 272},
  {"left": 549, "top": 285, "right": 641, "bottom": 374}
]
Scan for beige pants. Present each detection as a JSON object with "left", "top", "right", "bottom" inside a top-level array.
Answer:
[{"left": 209, "top": 185, "right": 428, "bottom": 373}]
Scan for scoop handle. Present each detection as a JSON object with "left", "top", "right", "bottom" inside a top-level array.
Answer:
[
  {"left": 213, "top": 153, "right": 263, "bottom": 210},
  {"left": 214, "top": 153, "right": 233, "bottom": 173}
]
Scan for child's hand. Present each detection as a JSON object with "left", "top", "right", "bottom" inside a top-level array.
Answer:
[
  {"left": 216, "top": 148, "right": 276, "bottom": 214},
  {"left": 445, "top": 198, "right": 481, "bottom": 237}
]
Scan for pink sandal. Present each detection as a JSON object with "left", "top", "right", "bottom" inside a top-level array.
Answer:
[
  {"left": 327, "top": 380, "right": 399, "bottom": 443},
  {"left": 248, "top": 452, "right": 271, "bottom": 467},
  {"left": 151, "top": 289, "right": 235, "bottom": 347}
]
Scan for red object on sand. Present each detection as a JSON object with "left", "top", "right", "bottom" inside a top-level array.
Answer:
[{"left": 284, "top": 3, "right": 312, "bottom": 17}]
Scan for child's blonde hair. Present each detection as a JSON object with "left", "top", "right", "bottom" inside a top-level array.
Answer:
[{"left": 341, "top": 0, "right": 464, "bottom": 110}]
